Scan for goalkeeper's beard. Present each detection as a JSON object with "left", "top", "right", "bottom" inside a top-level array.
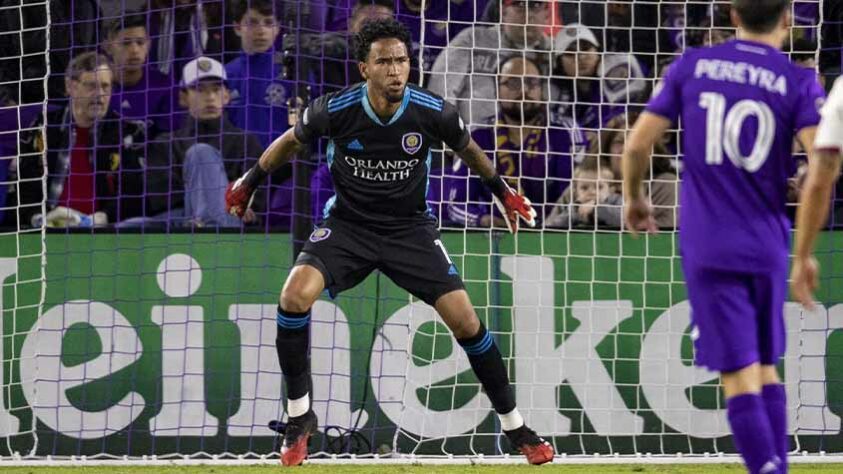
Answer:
[{"left": 385, "top": 86, "right": 405, "bottom": 104}]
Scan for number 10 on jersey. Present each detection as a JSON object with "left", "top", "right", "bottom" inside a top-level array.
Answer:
[{"left": 699, "top": 92, "right": 775, "bottom": 172}]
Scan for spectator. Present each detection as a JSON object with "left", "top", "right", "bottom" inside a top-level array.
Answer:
[
  {"left": 689, "top": 3, "right": 735, "bottom": 48},
  {"left": 226, "top": 0, "right": 297, "bottom": 149},
  {"left": 145, "top": 57, "right": 264, "bottom": 227},
  {"left": 549, "top": 23, "right": 647, "bottom": 139},
  {"left": 146, "top": 0, "right": 226, "bottom": 81},
  {"left": 556, "top": 0, "right": 662, "bottom": 72},
  {"left": 444, "top": 56, "right": 585, "bottom": 228},
  {"left": 594, "top": 112, "right": 679, "bottom": 229},
  {"left": 428, "top": 0, "right": 554, "bottom": 128},
  {"left": 545, "top": 156, "right": 621, "bottom": 229},
  {"left": 13, "top": 52, "right": 146, "bottom": 228},
  {"left": 104, "top": 14, "right": 176, "bottom": 135}
]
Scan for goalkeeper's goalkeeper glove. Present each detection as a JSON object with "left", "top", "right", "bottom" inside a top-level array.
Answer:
[
  {"left": 483, "top": 174, "right": 537, "bottom": 233},
  {"left": 226, "top": 163, "right": 268, "bottom": 218}
]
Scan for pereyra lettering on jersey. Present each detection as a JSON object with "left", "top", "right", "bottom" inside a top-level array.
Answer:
[
  {"left": 402, "top": 132, "right": 422, "bottom": 154},
  {"left": 693, "top": 59, "right": 787, "bottom": 96}
]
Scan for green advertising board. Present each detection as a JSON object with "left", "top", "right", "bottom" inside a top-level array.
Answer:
[{"left": 1, "top": 232, "right": 841, "bottom": 458}]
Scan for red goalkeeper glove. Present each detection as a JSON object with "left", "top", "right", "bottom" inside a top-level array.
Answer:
[
  {"left": 484, "top": 174, "right": 537, "bottom": 233},
  {"left": 226, "top": 164, "right": 268, "bottom": 218}
]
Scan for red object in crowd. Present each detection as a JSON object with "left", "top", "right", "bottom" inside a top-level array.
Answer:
[{"left": 58, "top": 126, "right": 96, "bottom": 215}]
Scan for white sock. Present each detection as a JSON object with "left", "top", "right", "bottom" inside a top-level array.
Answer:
[
  {"left": 498, "top": 407, "right": 524, "bottom": 432},
  {"left": 287, "top": 393, "right": 310, "bottom": 418}
]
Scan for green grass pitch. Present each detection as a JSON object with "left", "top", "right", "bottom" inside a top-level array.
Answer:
[{"left": 2, "top": 465, "right": 843, "bottom": 473}]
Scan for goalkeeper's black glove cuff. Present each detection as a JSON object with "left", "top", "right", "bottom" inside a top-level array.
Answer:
[
  {"left": 481, "top": 173, "right": 509, "bottom": 199},
  {"left": 242, "top": 163, "right": 269, "bottom": 189}
]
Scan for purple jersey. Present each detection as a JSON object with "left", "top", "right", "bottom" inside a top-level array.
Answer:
[
  {"left": 109, "top": 66, "right": 176, "bottom": 134},
  {"left": 646, "top": 39, "right": 824, "bottom": 272}
]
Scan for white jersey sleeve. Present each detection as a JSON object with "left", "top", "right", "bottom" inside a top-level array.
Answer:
[{"left": 815, "top": 77, "right": 843, "bottom": 153}]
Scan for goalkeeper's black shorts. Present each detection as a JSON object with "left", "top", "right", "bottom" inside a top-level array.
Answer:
[{"left": 295, "top": 216, "right": 465, "bottom": 306}]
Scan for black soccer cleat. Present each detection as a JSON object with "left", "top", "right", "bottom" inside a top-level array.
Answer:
[
  {"left": 504, "top": 424, "right": 554, "bottom": 465},
  {"left": 280, "top": 410, "right": 318, "bottom": 466}
]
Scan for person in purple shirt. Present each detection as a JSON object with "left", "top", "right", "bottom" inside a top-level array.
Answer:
[
  {"left": 225, "top": 0, "right": 297, "bottom": 150},
  {"left": 622, "top": 2, "right": 824, "bottom": 473},
  {"left": 445, "top": 56, "right": 586, "bottom": 229},
  {"left": 104, "top": 14, "right": 176, "bottom": 135}
]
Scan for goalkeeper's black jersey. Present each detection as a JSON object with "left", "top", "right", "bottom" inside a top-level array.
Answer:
[{"left": 294, "top": 83, "right": 471, "bottom": 229}]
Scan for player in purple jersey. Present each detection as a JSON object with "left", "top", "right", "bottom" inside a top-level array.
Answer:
[{"left": 622, "top": 1, "right": 824, "bottom": 473}]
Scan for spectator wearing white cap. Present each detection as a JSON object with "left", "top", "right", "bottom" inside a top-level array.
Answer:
[
  {"left": 549, "top": 23, "right": 647, "bottom": 140},
  {"left": 142, "top": 56, "right": 264, "bottom": 227}
]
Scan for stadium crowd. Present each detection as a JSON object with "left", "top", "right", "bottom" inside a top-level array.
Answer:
[{"left": 0, "top": 0, "right": 839, "bottom": 230}]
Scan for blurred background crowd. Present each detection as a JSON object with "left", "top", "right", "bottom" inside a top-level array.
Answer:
[{"left": 0, "top": 0, "right": 839, "bottom": 231}]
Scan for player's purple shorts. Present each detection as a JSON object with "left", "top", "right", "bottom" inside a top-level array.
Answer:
[{"left": 683, "top": 263, "right": 787, "bottom": 373}]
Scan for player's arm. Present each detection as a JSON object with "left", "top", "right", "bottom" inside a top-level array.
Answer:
[
  {"left": 454, "top": 138, "right": 537, "bottom": 232},
  {"left": 226, "top": 95, "right": 330, "bottom": 217},
  {"left": 225, "top": 128, "right": 304, "bottom": 217},
  {"left": 792, "top": 127, "right": 842, "bottom": 309},
  {"left": 791, "top": 76, "right": 843, "bottom": 308},
  {"left": 622, "top": 111, "right": 672, "bottom": 235}
]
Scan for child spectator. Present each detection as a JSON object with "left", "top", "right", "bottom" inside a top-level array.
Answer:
[
  {"left": 545, "top": 156, "right": 622, "bottom": 229},
  {"left": 104, "top": 14, "right": 175, "bottom": 135},
  {"left": 225, "top": 0, "right": 296, "bottom": 149},
  {"left": 144, "top": 57, "right": 264, "bottom": 227},
  {"left": 587, "top": 112, "right": 679, "bottom": 229}
]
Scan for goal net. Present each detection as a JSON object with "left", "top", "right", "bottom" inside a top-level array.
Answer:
[{"left": 0, "top": 0, "right": 841, "bottom": 463}]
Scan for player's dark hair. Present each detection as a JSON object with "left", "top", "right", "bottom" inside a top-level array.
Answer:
[
  {"left": 731, "top": 0, "right": 790, "bottom": 34},
  {"left": 232, "top": 0, "right": 282, "bottom": 23},
  {"left": 353, "top": 18, "right": 413, "bottom": 63},
  {"left": 105, "top": 13, "right": 147, "bottom": 38}
]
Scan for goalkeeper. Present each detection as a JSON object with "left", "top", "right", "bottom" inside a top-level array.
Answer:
[{"left": 226, "top": 18, "right": 553, "bottom": 467}]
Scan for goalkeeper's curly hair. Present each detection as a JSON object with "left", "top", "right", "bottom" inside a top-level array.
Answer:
[{"left": 353, "top": 18, "right": 414, "bottom": 63}]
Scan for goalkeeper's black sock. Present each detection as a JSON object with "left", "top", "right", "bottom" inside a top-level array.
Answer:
[
  {"left": 457, "top": 323, "right": 516, "bottom": 416},
  {"left": 276, "top": 305, "right": 311, "bottom": 404}
]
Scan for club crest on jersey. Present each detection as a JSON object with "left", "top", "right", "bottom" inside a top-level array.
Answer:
[
  {"left": 309, "top": 228, "right": 331, "bottom": 242},
  {"left": 402, "top": 132, "right": 422, "bottom": 155}
]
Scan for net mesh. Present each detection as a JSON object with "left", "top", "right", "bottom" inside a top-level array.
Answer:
[{"left": 0, "top": 0, "right": 840, "bottom": 462}]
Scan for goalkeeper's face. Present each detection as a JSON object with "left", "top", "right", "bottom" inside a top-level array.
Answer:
[{"left": 360, "top": 38, "right": 410, "bottom": 104}]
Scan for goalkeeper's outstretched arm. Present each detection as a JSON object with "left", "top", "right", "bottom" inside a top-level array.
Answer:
[
  {"left": 226, "top": 128, "right": 304, "bottom": 218},
  {"left": 454, "top": 138, "right": 536, "bottom": 233}
]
